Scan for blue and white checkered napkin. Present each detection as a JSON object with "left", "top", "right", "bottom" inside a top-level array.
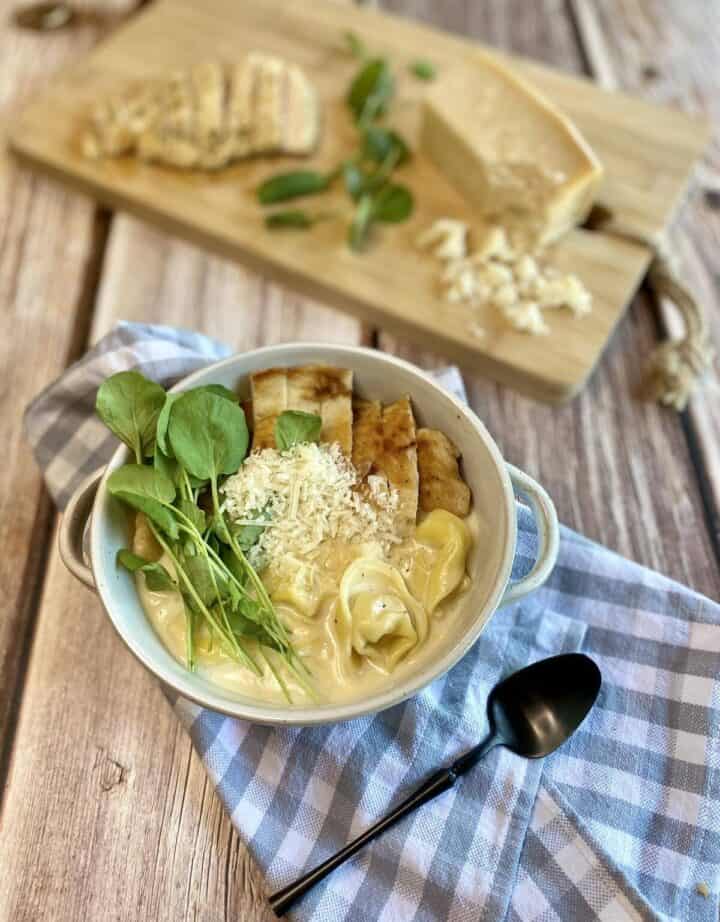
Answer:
[{"left": 25, "top": 323, "right": 720, "bottom": 922}]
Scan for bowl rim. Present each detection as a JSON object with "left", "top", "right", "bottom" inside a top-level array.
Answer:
[{"left": 89, "top": 342, "right": 517, "bottom": 725}]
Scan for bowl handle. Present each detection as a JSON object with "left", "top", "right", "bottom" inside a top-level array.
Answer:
[
  {"left": 499, "top": 464, "right": 559, "bottom": 607},
  {"left": 58, "top": 468, "right": 103, "bottom": 590}
]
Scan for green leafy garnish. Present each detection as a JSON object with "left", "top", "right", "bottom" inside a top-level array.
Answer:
[
  {"left": 361, "top": 127, "right": 410, "bottom": 166},
  {"left": 265, "top": 210, "right": 329, "bottom": 230},
  {"left": 97, "top": 371, "right": 311, "bottom": 699},
  {"left": 257, "top": 170, "right": 332, "bottom": 205},
  {"left": 107, "top": 464, "right": 179, "bottom": 539},
  {"left": 167, "top": 390, "right": 249, "bottom": 484},
  {"left": 96, "top": 371, "right": 166, "bottom": 463},
  {"left": 116, "top": 549, "right": 176, "bottom": 592},
  {"left": 372, "top": 182, "right": 414, "bottom": 222},
  {"left": 409, "top": 58, "right": 436, "bottom": 80},
  {"left": 344, "top": 30, "right": 367, "bottom": 59},
  {"left": 347, "top": 57, "right": 394, "bottom": 123},
  {"left": 275, "top": 410, "right": 322, "bottom": 452},
  {"left": 348, "top": 183, "right": 414, "bottom": 250}
]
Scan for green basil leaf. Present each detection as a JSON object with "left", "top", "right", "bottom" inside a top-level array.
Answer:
[
  {"left": 116, "top": 549, "right": 176, "bottom": 593},
  {"left": 257, "top": 171, "right": 330, "bottom": 205},
  {"left": 168, "top": 391, "right": 249, "bottom": 483},
  {"left": 96, "top": 371, "right": 166, "bottom": 461},
  {"left": 372, "top": 183, "right": 414, "bottom": 222},
  {"left": 274, "top": 410, "right": 322, "bottom": 452},
  {"left": 362, "top": 127, "right": 410, "bottom": 166},
  {"left": 409, "top": 58, "right": 436, "bottom": 80},
  {"left": 347, "top": 58, "right": 394, "bottom": 122},
  {"left": 107, "top": 464, "right": 178, "bottom": 538}
]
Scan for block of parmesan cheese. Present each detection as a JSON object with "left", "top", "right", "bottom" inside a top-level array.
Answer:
[{"left": 420, "top": 52, "right": 603, "bottom": 244}]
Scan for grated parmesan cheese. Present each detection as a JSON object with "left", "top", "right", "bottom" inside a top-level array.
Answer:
[{"left": 221, "top": 442, "right": 401, "bottom": 575}]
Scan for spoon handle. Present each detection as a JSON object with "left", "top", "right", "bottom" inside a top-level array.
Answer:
[{"left": 269, "top": 767, "right": 458, "bottom": 916}]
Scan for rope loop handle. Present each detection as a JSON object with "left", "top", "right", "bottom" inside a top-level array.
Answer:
[{"left": 644, "top": 238, "right": 715, "bottom": 411}]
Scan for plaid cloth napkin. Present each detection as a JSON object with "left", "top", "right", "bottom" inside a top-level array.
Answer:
[{"left": 25, "top": 323, "right": 720, "bottom": 922}]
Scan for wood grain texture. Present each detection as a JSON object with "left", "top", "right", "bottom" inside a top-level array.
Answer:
[
  {"left": 6, "top": 0, "right": 708, "bottom": 399},
  {"left": 569, "top": 0, "right": 720, "bottom": 559},
  {"left": 0, "top": 0, "right": 133, "bottom": 792},
  {"left": 378, "top": 0, "right": 720, "bottom": 599}
]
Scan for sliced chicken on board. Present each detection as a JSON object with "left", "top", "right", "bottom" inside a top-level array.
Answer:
[
  {"left": 250, "top": 365, "right": 353, "bottom": 455},
  {"left": 417, "top": 428, "right": 471, "bottom": 517},
  {"left": 83, "top": 53, "right": 319, "bottom": 169}
]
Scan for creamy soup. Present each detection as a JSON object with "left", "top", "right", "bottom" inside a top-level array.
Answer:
[{"left": 135, "top": 508, "right": 478, "bottom": 706}]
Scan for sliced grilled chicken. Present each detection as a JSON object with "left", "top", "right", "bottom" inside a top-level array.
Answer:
[
  {"left": 250, "top": 365, "right": 353, "bottom": 454},
  {"left": 375, "top": 397, "right": 419, "bottom": 536},
  {"left": 251, "top": 367, "right": 288, "bottom": 451},
  {"left": 417, "top": 429, "right": 471, "bottom": 517},
  {"left": 351, "top": 399, "right": 383, "bottom": 479},
  {"left": 83, "top": 54, "right": 319, "bottom": 169}
]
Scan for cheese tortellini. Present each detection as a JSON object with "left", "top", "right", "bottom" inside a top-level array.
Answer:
[
  {"left": 338, "top": 558, "right": 428, "bottom": 672},
  {"left": 405, "top": 509, "right": 472, "bottom": 613}
]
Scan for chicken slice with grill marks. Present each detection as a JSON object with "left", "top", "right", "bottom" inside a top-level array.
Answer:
[
  {"left": 417, "top": 428, "right": 471, "bottom": 517},
  {"left": 250, "top": 365, "right": 353, "bottom": 455}
]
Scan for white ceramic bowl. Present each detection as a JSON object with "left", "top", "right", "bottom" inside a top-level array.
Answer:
[{"left": 59, "top": 343, "right": 559, "bottom": 725}]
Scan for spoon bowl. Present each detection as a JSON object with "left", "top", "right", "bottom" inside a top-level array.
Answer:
[{"left": 489, "top": 652, "right": 602, "bottom": 759}]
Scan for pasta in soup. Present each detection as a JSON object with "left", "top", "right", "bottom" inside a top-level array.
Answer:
[{"left": 112, "top": 364, "right": 475, "bottom": 706}]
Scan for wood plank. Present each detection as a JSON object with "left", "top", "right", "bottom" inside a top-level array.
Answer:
[
  {"left": 568, "top": 0, "right": 720, "bottom": 557},
  {"left": 378, "top": 1, "right": 720, "bottom": 599},
  {"left": 6, "top": 0, "right": 707, "bottom": 400},
  {"left": 0, "top": 0, "right": 134, "bottom": 792}
]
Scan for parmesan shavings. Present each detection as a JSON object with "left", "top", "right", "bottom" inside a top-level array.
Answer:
[
  {"left": 221, "top": 442, "right": 401, "bottom": 573},
  {"left": 417, "top": 218, "right": 592, "bottom": 336}
]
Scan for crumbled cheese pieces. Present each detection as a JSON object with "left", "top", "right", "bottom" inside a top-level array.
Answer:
[
  {"left": 418, "top": 219, "right": 592, "bottom": 336},
  {"left": 220, "top": 442, "right": 400, "bottom": 576}
]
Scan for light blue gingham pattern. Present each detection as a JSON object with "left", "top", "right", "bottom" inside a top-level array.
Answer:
[{"left": 24, "top": 323, "right": 720, "bottom": 921}]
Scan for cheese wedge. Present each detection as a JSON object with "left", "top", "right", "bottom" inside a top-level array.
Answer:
[{"left": 420, "top": 52, "right": 603, "bottom": 244}]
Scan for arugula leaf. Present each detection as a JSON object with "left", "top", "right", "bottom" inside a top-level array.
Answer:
[
  {"left": 347, "top": 58, "right": 394, "bottom": 122},
  {"left": 108, "top": 464, "right": 179, "bottom": 539},
  {"left": 258, "top": 171, "right": 332, "bottom": 205},
  {"left": 361, "top": 127, "right": 410, "bottom": 166},
  {"left": 275, "top": 410, "right": 322, "bottom": 452},
  {"left": 168, "top": 391, "right": 249, "bottom": 483},
  {"left": 158, "top": 385, "right": 237, "bottom": 457},
  {"left": 96, "top": 371, "right": 166, "bottom": 463},
  {"left": 372, "top": 183, "right": 414, "bottom": 222},
  {"left": 116, "top": 549, "right": 176, "bottom": 592},
  {"left": 409, "top": 58, "right": 436, "bottom": 80}
]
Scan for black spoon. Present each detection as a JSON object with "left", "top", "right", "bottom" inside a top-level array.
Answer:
[{"left": 269, "top": 652, "right": 601, "bottom": 917}]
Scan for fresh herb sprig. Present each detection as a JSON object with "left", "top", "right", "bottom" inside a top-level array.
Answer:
[
  {"left": 96, "top": 372, "right": 318, "bottom": 701},
  {"left": 257, "top": 35, "right": 415, "bottom": 251}
]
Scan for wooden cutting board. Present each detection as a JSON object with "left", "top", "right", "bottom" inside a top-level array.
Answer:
[{"left": 7, "top": 0, "right": 710, "bottom": 401}]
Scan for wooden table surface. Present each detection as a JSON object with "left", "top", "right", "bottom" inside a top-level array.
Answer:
[{"left": 0, "top": 1, "right": 718, "bottom": 919}]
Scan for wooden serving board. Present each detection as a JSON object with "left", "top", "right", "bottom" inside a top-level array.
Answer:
[{"left": 7, "top": 0, "right": 709, "bottom": 401}]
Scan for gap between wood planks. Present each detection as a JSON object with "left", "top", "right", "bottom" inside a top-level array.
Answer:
[{"left": 564, "top": 0, "right": 720, "bottom": 568}]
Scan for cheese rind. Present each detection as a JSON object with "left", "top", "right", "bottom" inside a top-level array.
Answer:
[{"left": 420, "top": 52, "right": 603, "bottom": 244}]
